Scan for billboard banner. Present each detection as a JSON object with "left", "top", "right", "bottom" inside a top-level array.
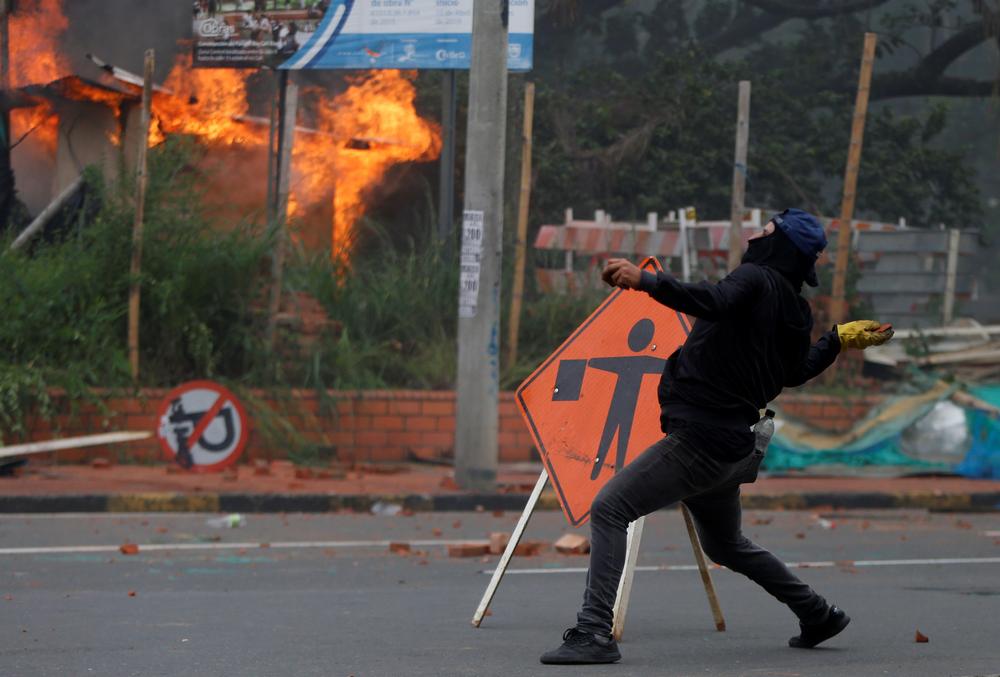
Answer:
[{"left": 192, "top": 0, "right": 534, "bottom": 71}]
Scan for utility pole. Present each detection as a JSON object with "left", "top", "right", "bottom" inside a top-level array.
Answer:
[
  {"left": 455, "top": 0, "right": 509, "bottom": 491},
  {"left": 831, "top": 33, "right": 877, "bottom": 324},
  {"left": 727, "top": 81, "right": 750, "bottom": 272}
]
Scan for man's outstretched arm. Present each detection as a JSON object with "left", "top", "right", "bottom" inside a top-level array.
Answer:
[
  {"left": 602, "top": 258, "right": 765, "bottom": 321},
  {"left": 785, "top": 321, "right": 894, "bottom": 387}
]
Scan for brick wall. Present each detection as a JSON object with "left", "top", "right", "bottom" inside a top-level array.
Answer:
[
  {"left": 17, "top": 389, "right": 537, "bottom": 465},
  {"left": 776, "top": 392, "right": 886, "bottom": 433}
]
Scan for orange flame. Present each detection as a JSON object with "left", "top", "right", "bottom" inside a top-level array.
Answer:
[
  {"left": 296, "top": 71, "right": 441, "bottom": 260},
  {"left": 9, "top": 0, "right": 70, "bottom": 151},
  {"left": 9, "top": 2, "right": 441, "bottom": 263},
  {"left": 153, "top": 56, "right": 440, "bottom": 262},
  {"left": 154, "top": 54, "right": 263, "bottom": 147}
]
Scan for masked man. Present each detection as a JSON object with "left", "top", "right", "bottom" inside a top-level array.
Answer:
[{"left": 541, "top": 208, "right": 893, "bottom": 665}]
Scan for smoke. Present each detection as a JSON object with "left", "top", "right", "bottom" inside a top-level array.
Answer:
[{"left": 62, "top": 0, "right": 190, "bottom": 83}]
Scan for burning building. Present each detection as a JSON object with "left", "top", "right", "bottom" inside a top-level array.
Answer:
[{"left": 5, "top": 0, "right": 442, "bottom": 260}]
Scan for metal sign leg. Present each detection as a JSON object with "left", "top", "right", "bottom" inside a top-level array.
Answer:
[
  {"left": 472, "top": 469, "right": 548, "bottom": 627},
  {"left": 681, "top": 503, "right": 726, "bottom": 631},
  {"left": 612, "top": 515, "right": 646, "bottom": 641}
]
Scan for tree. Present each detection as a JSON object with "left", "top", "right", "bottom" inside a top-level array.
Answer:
[{"left": 527, "top": 0, "right": 995, "bottom": 227}]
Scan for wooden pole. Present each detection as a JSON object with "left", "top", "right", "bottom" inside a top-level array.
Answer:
[
  {"left": 9, "top": 174, "right": 84, "bottom": 251},
  {"left": 727, "top": 81, "right": 751, "bottom": 273},
  {"left": 266, "top": 72, "right": 298, "bottom": 350},
  {"left": 472, "top": 469, "right": 547, "bottom": 627},
  {"left": 943, "top": 228, "right": 960, "bottom": 325},
  {"left": 611, "top": 516, "right": 646, "bottom": 641},
  {"left": 506, "top": 81, "right": 535, "bottom": 370},
  {"left": 0, "top": 431, "right": 152, "bottom": 460},
  {"left": 437, "top": 70, "right": 458, "bottom": 243},
  {"left": 127, "top": 49, "right": 154, "bottom": 382},
  {"left": 830, "top": 32, "right": 877, "bottom": 324},
  {"left": 1, "top": 0, "right": 14, "bottom": 226},
  {"left": 265, "top": 74, "right": 279, "bottom": 224},
  {"left": 681, "top": 504, "right": 726, "bottom": 631}
]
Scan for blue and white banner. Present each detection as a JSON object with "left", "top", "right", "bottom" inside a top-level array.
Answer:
[
  {"left": 281, "top": 0, "right": 533, "bottom": 71},
  {"left": 192, "top": 1, "right": 533, "bottom": 71}
]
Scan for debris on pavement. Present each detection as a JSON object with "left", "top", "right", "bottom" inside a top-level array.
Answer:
[
  {"left": 554, "top": 533, "right": 591, "bottom": 555},
  {"left": 119, "top": 543, "right": 139, "bottom": 555},
  {"left": 389, "top": 542, "right": 412, "bottom": 555},
  {"left": 488, "top": 532, "right": 510, "bottom": 554},
  {"left": 205, "top": 514, "right": 245, "bottom": 528},
  {"left": 370, "top": 501, "right": 403, "bottom": 516},
  {"left": 915, "top": 630, "right": 929, "bottom": 643},
  {"left": 513, "top": 540, "right": 546, "bottom": 557},
  {"left": 447, "top": 542, "right": 490, "bottom": 558}
]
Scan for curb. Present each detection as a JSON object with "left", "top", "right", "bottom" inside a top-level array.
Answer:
[{"left": 1, "top": 491, "right": 999, "bottom": 513}]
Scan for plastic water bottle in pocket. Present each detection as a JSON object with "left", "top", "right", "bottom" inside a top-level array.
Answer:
[{"left": 753, "top": 409, "right": 776, "bottom": 455}]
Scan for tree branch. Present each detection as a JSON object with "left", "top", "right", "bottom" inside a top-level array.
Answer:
[
  {"left": 742, "top": 0, "right": 891, "bottom": 19},
  {"left": 916, "top": 21, "right": 991, "bottom": 81}
]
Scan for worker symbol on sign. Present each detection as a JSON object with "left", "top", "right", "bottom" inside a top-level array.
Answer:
[
  {"left": 156, "top": 381, "right": 250, "bottom": 472},
  {"left": 553, "top": 318, "right": 666, "bottom": 479}
]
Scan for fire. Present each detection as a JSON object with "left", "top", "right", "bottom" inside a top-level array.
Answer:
[
  {"left": 296, "top": 71, "right": 441, "bottom": 259},
  {"left": 152, "top": 57, "right": 440, "bottom": 261},
  {"left": 154, "top": 55, "right": 263, "bottom": 147},
  {"left": 9, "top": 0, "right": 70, "bottom": 151},
  {"left": 9, "top": 1, "right": 441, "bottom": 262}
]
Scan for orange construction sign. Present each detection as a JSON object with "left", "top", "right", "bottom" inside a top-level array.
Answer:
[{"left": 516, "top": 258, "right": 691, "bottom": 526}]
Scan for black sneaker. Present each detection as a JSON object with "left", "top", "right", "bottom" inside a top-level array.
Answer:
[
  {"left": 539, "top": 627, "right": 622, "bottom": 665},
  {"left": 789, "top": 606, "right": 851, "bottom": 649}
]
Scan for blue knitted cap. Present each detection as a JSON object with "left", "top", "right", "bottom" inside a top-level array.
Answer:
[{"left": 770, "top": 208, "right": 827, "bottom": 259}]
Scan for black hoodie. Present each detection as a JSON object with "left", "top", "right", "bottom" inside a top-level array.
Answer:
[{"left": 637, "top": 229, "right": 841, "bottom": 460}]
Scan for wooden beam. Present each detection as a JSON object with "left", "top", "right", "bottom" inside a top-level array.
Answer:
[
  {"left": 9, "top": 174, "right": 85, "bottom": 251},
  {"left": 0, "top": 432, "right": 152, "bottom": 459},
  {"left": 506, "top": 81, "right": 535, "bottom": 370},
  {"left": 266, "top": 72, "right": 298, "bottom": 350},
  {"left": 830, "top": 33, "right": 877, "bottom": 324},
  {"left": 128, "top": 49, "right": 154, "bottom": 382},
  {"left": 727, "top": 81, "right": 751, "bottom": 272}
]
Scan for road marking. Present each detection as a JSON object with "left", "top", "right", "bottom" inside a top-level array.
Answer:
[
  {"left": 484, "top": 556, "right": 1000, "bottom": 576},
  {"left": 0, "top": 539, "right": 471, "bottom": 556}
]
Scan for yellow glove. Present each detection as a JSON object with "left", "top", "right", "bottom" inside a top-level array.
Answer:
[{"left": 836, "top": 320, "right": 894, "bottom": 350}]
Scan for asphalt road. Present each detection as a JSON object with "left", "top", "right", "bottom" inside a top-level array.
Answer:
[{"left": 2, "top": 508, "right": 999, "bottom": 677}]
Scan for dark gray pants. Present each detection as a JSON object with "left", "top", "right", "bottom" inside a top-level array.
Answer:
[{"left": 576, "top": 434, "right": 829, "bottom": 635}]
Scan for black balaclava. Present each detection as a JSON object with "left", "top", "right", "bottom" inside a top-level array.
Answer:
[{"left": 741, "top": 226, "right": 817, "bottom": 292}]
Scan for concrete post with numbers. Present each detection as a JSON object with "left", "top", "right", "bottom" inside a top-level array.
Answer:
[{"left": 455, "top": 0, "right": 509, "bottom": 490}]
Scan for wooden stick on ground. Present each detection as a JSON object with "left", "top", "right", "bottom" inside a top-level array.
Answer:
[
  {"left": 612, "top": 516, "right": 646, "bottom": 641},
  {"left": 681, "top": 503, "right": 726, "bottom": 631},
  {"left": 471, "top": 469, "right": 548, "bottom": 627}
]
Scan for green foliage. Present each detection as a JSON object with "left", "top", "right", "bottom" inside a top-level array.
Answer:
[{"left": 0, "top": 138, "right": 270, "bottom": 438}]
